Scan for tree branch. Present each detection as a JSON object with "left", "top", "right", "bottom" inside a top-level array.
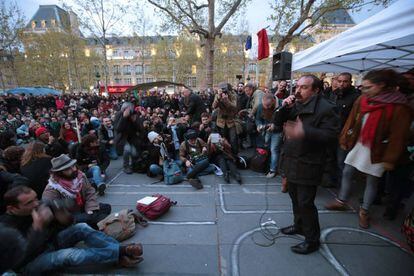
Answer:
[
  {"left": 215, "top": 0, "right": 243, "bottom": 36},
  {"left": 147, "top": 0, "right": 193, "bottom": 34}
]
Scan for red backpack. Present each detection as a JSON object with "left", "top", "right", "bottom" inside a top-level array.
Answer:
[{"left": 136, "top": 194, "right": 177, "bottom": 220}]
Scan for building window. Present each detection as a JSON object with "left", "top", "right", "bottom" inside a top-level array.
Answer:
[
  {"left": 145, "top": 77, "right": 154, "bottom": 83},
  {"left": 51, "top": 19, "right": 56, "bottom": 27},
  {"left": 41, "top": 20, "right": 46, "bottom": 28},
  {"left": 248, "top": 63, "right": 256, "bottom": 72},
  {"left": 123, "top": 65, "right": 131, "bottom": 75},
  {"left": 114, "top": 78, "right": 121, "bottom": 84},
  {"left": 144, "top": 65, "right": 151, "bottom": 74},
  {"left": 124, "top": 78, "right": 131, "bottom": 84},
  {"left": 31, "top": 21, "right": 36, "bottom": 29},
  {"left": 187, "top": 77, "right": 197, "bottom": 87},
  {"left": 135, "top": 64, "right": 143, "bottom": 74},
  {"left": 112, "top": 50, "right": 118, "bottom": 56},
  {"left": 113, "top": 65, "right": 120, "bottom": 75},
  {"left": 136, "top": 78, "right": 143, "bottom": 84},
  {"left": 124, "top": 50, "right": 129, "bottom": 56},
  {"left": 191, "top": 65, "right": 197, "bottom": 75}
]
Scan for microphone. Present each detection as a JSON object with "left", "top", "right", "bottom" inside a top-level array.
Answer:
[{"left": 276, "top": 96, "right": 295, "bottom": 112}]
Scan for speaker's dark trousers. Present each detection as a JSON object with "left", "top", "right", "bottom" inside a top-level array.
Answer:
[{"left": 288, "top": 182, "right": 320, "bottom": 243}]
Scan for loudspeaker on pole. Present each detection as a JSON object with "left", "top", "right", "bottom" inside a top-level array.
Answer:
[{"left": 272, "top": 52, "right": 292, "bottom": 81}]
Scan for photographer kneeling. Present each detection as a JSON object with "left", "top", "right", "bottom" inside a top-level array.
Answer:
[
  {"left": 0, "top": 186, "right": 144, "bottom": 274},
  {"left": 42, "top": 154, "right": 111, "bottom": 229},
  {"left": 179, "top": 129, "right": 215, "bottom": 190},
  {"left": 208, "top": 133, "right": 242, "bottom": 184}
]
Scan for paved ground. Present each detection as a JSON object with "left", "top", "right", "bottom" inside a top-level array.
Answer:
[{"left": 70, "top": 157, "right": 414, "bottom": 275}]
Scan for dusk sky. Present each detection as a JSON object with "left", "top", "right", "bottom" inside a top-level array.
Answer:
[{"left": 16, "top": 0, "right": 389, "bottom": 35}]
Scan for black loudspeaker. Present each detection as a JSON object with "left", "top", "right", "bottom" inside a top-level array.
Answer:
[{"left": 272, "top": 52, "right": 292, "bottom": 80}]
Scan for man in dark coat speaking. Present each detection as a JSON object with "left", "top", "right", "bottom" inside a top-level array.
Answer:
[{"left": 276, "top": 75, "right": 340, "bottom": 254}]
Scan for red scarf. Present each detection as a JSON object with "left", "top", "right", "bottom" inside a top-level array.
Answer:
[
  {"left": 53, "top": 171, "right": 85, "bottom": 207},
  {"left": 359, "top": 90, "right": 407, "bottom": 147}
]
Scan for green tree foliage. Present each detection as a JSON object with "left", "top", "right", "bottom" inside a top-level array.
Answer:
[{"left": 16, "top": 31, "right": 99, "bottom": 91}]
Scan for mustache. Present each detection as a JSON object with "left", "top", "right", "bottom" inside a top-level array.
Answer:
[{"left": 294, "top": 93, "right": 302, "bottom": 99}]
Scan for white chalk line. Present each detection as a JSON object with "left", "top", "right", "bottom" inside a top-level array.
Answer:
[
  {"left": 219, "top": 184, "right": 355, "bottom": 214},
  {"left": 231, "top": 226, "right": 412, "bottom": 276},
  {"left": 319, "top": 227, "right": 412, "bottom": 276},
  {"left": 106, "top": 191, "right": 210, "bottom": 195},
  {"left": 148, "top": 221, "right": 216, "bottom": 225},
  {"left": 110, "top": 184, "right": 213, "bottom": 188}
]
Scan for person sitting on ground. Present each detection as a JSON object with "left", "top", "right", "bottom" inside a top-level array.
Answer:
[
  {"left": 1, "top": 145, "right": 25, "bottom": 174},
  {"left": 147, "top": 131, "right": 178, "bottom": 179},
  {"left": 179, "top": 129, "right": 215, "bottom": 190},
  {"left": 42, "top": 154, "right": 111, "bottom": 229},
  {"left": 59, "top": 121, "right": 78, "bottom": 144},
  {"left": 0, "top": 185, "right": 144, "bottom": 274},
  {"left": 36, "top": 126, "right": 68, "bottom": 157},
  {"left": 98, "top": 117, "right": 118, "bottom": 160},
  {"left": 207, "top": 133, "right": 242, "bottom": 184},
  {"left": 20, "top": 142, "right": 52, "bottom": 199},
  {"left": 73, "top": 134, "right": 109, "bottom": 196}
]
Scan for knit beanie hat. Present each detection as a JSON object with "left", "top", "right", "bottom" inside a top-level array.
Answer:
[{"left": 147, "top": 131, "right": 159, "bottom": 143}]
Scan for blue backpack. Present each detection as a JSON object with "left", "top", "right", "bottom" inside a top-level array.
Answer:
[{"left": 163, "top": 159, "right": 184, "bottom": 185}]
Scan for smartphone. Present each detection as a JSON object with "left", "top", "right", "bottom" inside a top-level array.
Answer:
[{"left": 210, "top": 133, "right": 220, "bottom": 144}]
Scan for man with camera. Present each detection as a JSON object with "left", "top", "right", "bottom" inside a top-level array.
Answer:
[
  {"left": 0, "top": 185, "right": 144, "bottom": 274},
  {"left": 212, "top": 82, "right": 239, "bottom": 155},
  {"left": 179, "top": 129, "right": 215, "bottom": 189}
]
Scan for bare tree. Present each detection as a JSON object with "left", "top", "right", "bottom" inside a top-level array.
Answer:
[
  {"left": 269, "top": 0, "right": 390, "bottom": 52},
  {"left": 146, "top": 0, "right": 249, "bottom": 88},
  {"left": 0, "top": 0, "right": 25, "bottom": 90},
  {"left": 62, "top": 0, "right": 130, "bottom": 93}
]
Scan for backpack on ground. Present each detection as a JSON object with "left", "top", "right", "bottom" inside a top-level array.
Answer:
[
  {"left": 250, "top": 148, "right": 269, "bottom": 173},
  {"left": 163, "top": 159, "right": 184, "bottom": 185},
  {"left": 136, "top": 194, "right": 177, "bottom": 220},
  {"left": 97, "top": 209, "right": 148, "bottom": 241}
]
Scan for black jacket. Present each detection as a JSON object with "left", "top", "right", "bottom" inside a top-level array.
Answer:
[
  {"left": 98, "top": 125, "right": 115, "bottom": 149},
  {"left": 20, "top": 157, "right": 52, "bottom": 199},
  {"left": 114, "top": 111, "right": 143, "bottom": 154},
  {"left": 236, "top": 92, "right": 249, "bottom": 111},
  {"left": 278, "top": 94, "right": 340, "bottom": 186},
  {"left": 185, "top": 93, "right": 206, "bottom": 123},
  {"left": 323, "top": 86, "right": 360, "bottom": 128}
]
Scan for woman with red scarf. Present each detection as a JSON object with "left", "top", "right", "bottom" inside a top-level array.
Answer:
[{"left": 326, "top": 69, "right": 412, "bottom": 228}]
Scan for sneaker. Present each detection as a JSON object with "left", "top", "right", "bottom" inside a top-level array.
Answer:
[
  {"left": 188, "top": 178, "right": 203, "bottom": 190},
  {"left": 325, "top": 199, "right": 348, "bottom": 211},
  {"left": 123, "top": 166, "right": 133, "bottom": 174},
  {"left": 98, "top": 184, "right": 106, "bottom": 196},
  {"left": 266, "top": 171, "right": 276, "bottom": 178}
]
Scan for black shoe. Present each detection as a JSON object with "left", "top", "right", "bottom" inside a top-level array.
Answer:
[
  {"left": 235, "top": 173, "right": 242, "bottom": 185},
  {"left": 224, "top": 173, "right": 230, "bottom": 184},
  {"left": 124, "top": 166, "right": 133, "bottom": 174},
  {"left": 281, "top": 225, "right": 303, "bottom": 235},
  {"left": 98, "top": 184, "right": 106, "bottom": 196},
  {"left": 383, "top": 207, "right": 397, "bottom": 220},
  {"left": 188, "top": 178, "right": 203, "bottom": 190},
  {"left": 91, "top": 182, "right": 98, "bottom": 191},
  {"left": 291, "top": 241, "right": 320, "bottom": 255}
]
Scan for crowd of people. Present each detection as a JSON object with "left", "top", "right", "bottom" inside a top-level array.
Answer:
[{"left": 0, "top": 68, "right": 413, "bottom": 273}]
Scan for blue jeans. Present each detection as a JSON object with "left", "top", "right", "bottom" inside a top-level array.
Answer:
[
  {"left": 149, "top": 164, "right": 163, "bottom": 176},
  {"left": 123, "top": 142, "right": 138, "bottom": 168},
  {"left": 87, "top": 165, "right": 104, "bottom": 186},
  {"left": 187, "top": 158, "right": 215, "bottom": 178},
  {"left": 265, "top": 132, "right": 282, "bottom": 172},
  {"left": 24, "top": 223, "right": 119, "bottom": 274},
  {"left": 150, "top": 160, "right": 183, "bottom": 177},
  {"left": 107, "top": 145, "right": 118, "bottom": 160}
]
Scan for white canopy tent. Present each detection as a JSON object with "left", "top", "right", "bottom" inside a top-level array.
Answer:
[{"left": 292, "top": 0, "right": 414, "bottom": 73}]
